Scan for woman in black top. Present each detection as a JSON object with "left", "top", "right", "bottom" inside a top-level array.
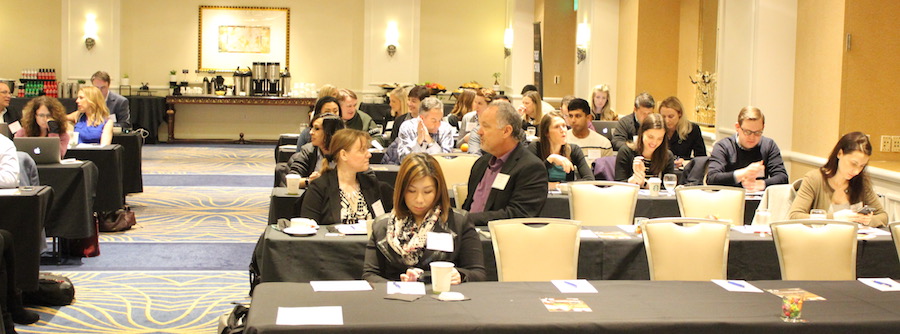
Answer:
[
  {"left": 363, "top": 153, "right": 486, "bottom": 283},
  {"left": 285, "top": 114, "right": 344, "bottom": 187},
  {"left": 527, "top": 111, "right": 594, "bottom": 188},
  {"left": 296, "top": 96, "right": 342, "bottom": 149},
  {"left": 300, "top": 129, "right": 391, "bottom": 225},
  {"left": 615, "top": 113, "right": 675, "bottom": 188},
  {"left": 658, "top": 96, "right": 706, "bottom": 168}
]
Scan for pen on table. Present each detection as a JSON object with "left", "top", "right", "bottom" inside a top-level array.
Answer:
[
  {"left": 565, "top": 281, "right": 579, "bottom": 288},
  {"left": 873, "top": 280, "right": 893, "bottom": 287},
  {"left": 727, "top": 281, "right": 745, "bottom": 288},
  {"left": 393, "top": 282, "right": 402, "bottom": 289}
]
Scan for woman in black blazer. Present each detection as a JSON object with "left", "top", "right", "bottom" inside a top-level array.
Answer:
[
  {"left": 285, "top": 114, "right": 344, "bottom": 186},
  {"left": 527, "top": 111, "right": 594, "bottom": 186},
  {"left": 299, "top": 129, "right": 391, "bottom": 225},
  {"left": 363, "top": 153, "right": 486, "bottom": 283}
]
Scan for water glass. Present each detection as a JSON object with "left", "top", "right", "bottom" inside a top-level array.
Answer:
[
  {"left": 663, "top": 174, "right": 677, "bottom": 194},
  {"left": 526, "top": 126, "right": 536, "bottom": 137},
  {"left": 754, "top": 208, "right": 771, "bottom": 226}
]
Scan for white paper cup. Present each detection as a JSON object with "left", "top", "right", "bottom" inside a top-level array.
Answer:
[
  {"left": 647, "top": 177, "right": 662, "bottom": 196},
  {"left": 430, "top": 261, "right": 455, "bottom": 294},
  {"left": 285, "top": 174, "right": 302, "bottom": 195},
  {"left": 69, "top": 132, "right": 80, "bottom": 147}
]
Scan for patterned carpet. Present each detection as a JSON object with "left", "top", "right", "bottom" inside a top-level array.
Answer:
[
  {"left": 141, "top": 144, "right": 272, "bottom": 175},
  {"left": 21, "top": 271, "right": 248, "bottom": 334}
]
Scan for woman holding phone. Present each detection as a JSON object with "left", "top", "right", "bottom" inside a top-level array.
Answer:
[
  {"left": 614, "top": 113, "right": 675, "bottom": 188},
  {"left": 15, "top": 96, "right": 71, "bottom": 156},
  {"left": 788, "top": 132, "right": 887, "bottom": 227}
]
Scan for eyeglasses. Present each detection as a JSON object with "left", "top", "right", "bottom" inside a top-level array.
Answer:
[
  {"left": 36, "top": 113, "right": 52, "bottom": 118},
  {"left": 0, "top": 91, "right": 11, "bottom": 96},
  {"left": 740, "top": 127, "right": 764, "bottom": 137}
]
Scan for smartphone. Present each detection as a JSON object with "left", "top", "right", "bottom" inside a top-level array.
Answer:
[
  {"left": 48, "top": 120, "right": 60, "bottom": 133},
  {"left": 857, "top": 206, "right": 875, "bottom": 215}
]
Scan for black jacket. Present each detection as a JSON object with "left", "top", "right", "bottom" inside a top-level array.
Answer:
[
  {"left": 287, "top": 143, "right": 322, "bottom": 179},
  {"left": 612, "top": 113, "right": 640, "bottom": 151},
  {"left": 526, "top": 141, "right": 594, "bottom": 182},
  {"left": 362, "top": 209, "right": 486, "bottom": 283},
  {"left": 299, "top": 169, "right": 392, "bottom": 225},
  {"left": 462, "top": 143, "right": 548, "bottom": 226}
]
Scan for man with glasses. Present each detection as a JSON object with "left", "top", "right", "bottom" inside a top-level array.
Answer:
[
  {"left": 707, "top": 106, "right": 787, "bottom": 191},
  {"left": 0, "top": 82, "right": 20, "bottom": 125},
  {"left": 396, "top": 97, "right": 457, "bottom": 162},
  {"left": 90, "top": 71, "right": 130, "bottom": 128}
]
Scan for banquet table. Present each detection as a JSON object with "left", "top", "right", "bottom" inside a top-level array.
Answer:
[
  {"left": 0, "top": 186, "right": 53, "bottom": 291},
  {"left": 246, "top": 280, "right": 900, "bottom": 334},
  {"left": 112, "top": 132, "right": 143, "bottom": 194},
  {"left": 65, "top": 144, "right": 124, "bottom": 212},
  {"left": 253, "top": 225, "right": 900, "bottom": 284},
  {"left": 126, "top": 95, "right": 167, "bottom": 144},
  {"left": 36, "top": 161, "right": 98, "bottom": 239}
]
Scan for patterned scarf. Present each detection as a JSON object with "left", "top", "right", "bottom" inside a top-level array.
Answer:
[{"left": 386, "top": 208, "right": 441, "bottom": 266}]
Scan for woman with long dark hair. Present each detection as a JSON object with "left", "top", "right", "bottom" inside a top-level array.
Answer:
[
  {"left": 15, "top": 96, "right": 71, "bottom": 156},
  {"left": 615, "top": 113, "right": 674, "bottom": 187},
  {"left": 789, "top": 132, "right": 887, "bottom": 227},
  {"left": 527, "top": 111, "right": 593, "bottom": 186},
  {"left": 285, "top": 113, "right": 345, "bottom": 187}
]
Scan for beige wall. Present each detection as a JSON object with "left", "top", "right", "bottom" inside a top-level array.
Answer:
[
  {"left": 0, "top": 0, "right": 62, "bottom": 79},
  {"left": 792, "top": 0, "right": 844, "bottom": 158},
  {"left": 537, "top": 0, "right": 575, "bottom": 99},
  {"left": 634, "top": 0, "right": 680, "bottom": 103},
  {"left": 419, "top": 0, "right": 506, "bottom": 91},
  {"left": 616, "top": 0, "right": 639, "bottom": 115},
  {"left": 677, "top": 0, "right": 700, "bottom": 121}
]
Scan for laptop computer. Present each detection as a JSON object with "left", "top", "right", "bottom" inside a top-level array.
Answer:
[
  {"left": 13, "top": 137, "right": 61, "bottom": 164},
  {"left": 592, "top": 120, "right": 618, "bottom": 141}
]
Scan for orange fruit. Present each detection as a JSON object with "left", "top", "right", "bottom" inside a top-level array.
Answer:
[{"left": 460, "top": 143, "right": 469, "bottom": 152}]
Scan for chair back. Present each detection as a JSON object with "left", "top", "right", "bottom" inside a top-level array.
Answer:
[
  {"left": 432, "top": 154, "right": 479, "bottom": 195},
  {"left": 641, "top": 218, "right": 730, "bottom": 280},
  {"left": 489, "top": 218, "right": 581, "bottom": 282},
  {"left": 770, "top": 220, "right": 858, "bottom": 280},
  {"left": 676, "top": 186, "right": 745, "bottom": 224},
  {"left": 890, "top": 222, "right": 900, "bottom": 266},
  {"left": 453, "top": 183, "right": 468, "bottom": 210},
  {"left": 568, "top": 181, "right": 639, "bottom": 226},
  {"left": 751, "top": 184, "right": 794, "bottom": 225}
]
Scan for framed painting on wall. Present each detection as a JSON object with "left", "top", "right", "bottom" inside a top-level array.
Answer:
[{"left": 198, "top": 6, "right": 290, "bottom": 71}]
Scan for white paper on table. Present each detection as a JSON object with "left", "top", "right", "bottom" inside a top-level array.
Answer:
[
  {"left": 618, "top": 225, "right": 638, "bottom": 234},
  {"left": 0, "top": 189, "right": 21, "bottom": 195},
  {"left": 75, "top": 143, "right": 104, "bottom": 149},
  {"left": 8, "top": 121, "right": 21, "bottom": 133},
  {"left": 310, "top": 280, "right": 372, "bottom": 292},
  {"left": 60, "top": 158, "right": 82, "bottom": 164},
  {"left": 858, "top": 278, "right": 900, "bottom": 291},
  {"left": 386, "top": 282, "right": 426, "bottom": 295},
  {"left": 276, "top": 306, "right": 343, "bottom": 326},
  {"left": 638, "top": 189, "right": 651, "bottom": 196},
  {"left": 858, "top": 227, "right": 891, "bottom": 236},
  {"left": 579, "top": 229, "right": 599, "bottom": 239},
  {"left": 334, "top": 223, "right": 367, "bottom": 235},
  {"left": 712, "top": 280, "right": 763, "bottom": 293},
  {"left": 552, "top": 280, "right": 599, "bottom": 293},
  {"left": 731, "top": 226, "right": 771, "bottom": 234}
]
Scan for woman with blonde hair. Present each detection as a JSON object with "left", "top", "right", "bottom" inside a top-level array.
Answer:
[
  {"left": 67, "top": 86, "right": 113, "bottom": 145},
  {"left": 363, "top": 153, "right": 485, "bottom": 284},
  {"left": 317, "top": 84, "right": 339, "bottom": 100},
  {"left": 300, "top": 129, "right": 391, "bottom": 225},
  {"left": 591, "top": 84, "right": 617, "bottom": 121},
  {"left": 658, "top": 96, "right": 706, "bottom": 168},
  {"left": 388, "top": 86, "right": 409, "bottom": 118},
  {"left": 15, "top": 96, "right": 71, "bottom": 156},
  {"left": 519, "top": 91, "right": 543, "bottom": 130},
  {"left": 446, "top": 89, "right": 475, "bottom": 130}
]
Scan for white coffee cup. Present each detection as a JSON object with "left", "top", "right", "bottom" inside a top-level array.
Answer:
[
  {"left": 69, "top": 132, "right": 80, "bottom": 147},
  {"left": 647, "top": 177, "right": 662, "bottom": 196},
  {"left": 430, "top": 261, "right": 455, "bottom": 294},
  {"left": 285, "top": 174, "right": 302, "bottom": 195}
]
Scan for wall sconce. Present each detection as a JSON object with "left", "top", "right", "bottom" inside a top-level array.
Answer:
[
  {"left": 385, "top": 21, "right": 399, "bottom": 57},
  {"left": 576, "top": 23, "right": 590, "bottom": 64},
  {"left": 84, "top": 13, "right": 98, "bottom": 50},
  {"left": 503, "top": 28, "right": 513, "bottom": 58}
]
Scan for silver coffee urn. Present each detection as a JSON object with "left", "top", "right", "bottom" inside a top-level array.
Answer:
[
  {"left": 266, "top": 62, "right": 280, "bottom": 96},
  {"left": 280, "top": 67, "right": 291, "bottom": 97},
  {"left": 251, "top": 62, "right": 266, "bottom": 96}
]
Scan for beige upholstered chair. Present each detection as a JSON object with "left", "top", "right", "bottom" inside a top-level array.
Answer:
[
  {"left": 452, "top": 183, "right": 468, "bottom": 210},
  {"left": 676, "top": 186, "right": 746, "bottom": 224},
  {"left": 568, "top": 181, "right": 639, "bottom": 226},
  {"left": 432, "top": 154, "right": 479, "bottom": 191},
  {"left": 641, "top": 218, "right": 730, "bottom": 281},
  {"left": 489, "top": 218, "right": 581, "bottom": 282},
  {"left": 890, "top": 222, "right": 900, "bottom": 266},
  {"left": 770, "top": 220, "right": 858, "bottom": 280}
]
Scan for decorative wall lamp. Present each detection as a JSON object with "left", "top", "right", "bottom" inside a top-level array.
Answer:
[
  {"left": 576, "top": 23, "right": 590, "bottom": 64},
  {"left": 385, "top": 21, "right": 399, "bottom": 57},
  {"left": 84, "top": 13, "right": 98, "bottom": 50},
  {"left": 503, "top": 28, "right": 513, "bottom": 58}
]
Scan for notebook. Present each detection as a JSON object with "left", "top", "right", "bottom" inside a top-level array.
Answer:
[
  {"left": 13, "top": 137, "right": 61, "bottom": 164},
  {"left": 592, "top": 121, "right": 618, "bottom": 141}
]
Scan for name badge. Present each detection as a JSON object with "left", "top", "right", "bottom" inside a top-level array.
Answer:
[
  {"left": 426, "top": 232, "right": 454, "bottom": 252},
  {"left": 492, "top": 173, "right": 510, "bottom": 190},
  {"left": 371, "top": 200, "right": 386, "bottom": 217}
]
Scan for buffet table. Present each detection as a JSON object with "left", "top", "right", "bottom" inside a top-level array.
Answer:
[
  {"left": 165, "top": 95, "right": 315, "bottom": 143},
  {"left": 247, "top": 280, "right": 900, "bottom": 333}
]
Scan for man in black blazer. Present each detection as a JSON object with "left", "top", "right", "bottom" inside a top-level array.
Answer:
[
  {"left": 462, "top": 100, "right": 548, "bottom": 226},
  {"left": 0, "top": 82, "right": 21, "bottom": 125},
  {"left": 612, "top": 92, "right": 655, "bottom": 151},
  {"left": 91, "top": 71, "right": 131, "bottom": 128}
]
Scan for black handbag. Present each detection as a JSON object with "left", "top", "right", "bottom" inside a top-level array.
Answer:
[{"left": 23, "top": 273, "right": 76, "bottom": 306}]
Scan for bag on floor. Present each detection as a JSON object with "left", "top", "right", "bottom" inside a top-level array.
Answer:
[
  {"left": 219, "top": 303, "right": 250, "bottom": 334},
  {"left": 23, "top": 273, "right": 76, "bottom": 306},
  {"left": 66, "top": 217, "right": 100, "bottom": 257},
  {"left": 98, "top": 205, "right": 137, "bottom": 232}
]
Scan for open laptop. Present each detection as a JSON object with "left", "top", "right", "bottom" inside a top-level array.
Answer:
[
  {"left": 14, "top": 137, "right": 61, "bottom": 164},
  {"left": 592, "top": 120, "right": 618, "bottom": 141}
]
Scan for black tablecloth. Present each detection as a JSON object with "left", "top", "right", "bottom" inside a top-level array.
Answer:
[
  {"left": 112, "top": 133, "right": 143, "bottom": 194},
  {"left": 126, "top": 95, "right": 167, "bottom": 144},
  {"left": 65, "top": 145, "right": 124, "bottom": 212},
  {"left": 273, "top": 162, "right": 396, "bottom": 190},
  {"left": 247, "top": 280, "right": 900, "bottom": 333},
  {"left": 0, "top": 186, "right": 52, "bottom": 291},
  {"left": 9, "top": 97, "right": 77, "bottom": 115},
  {"left": 36, "top": 161, "right": 98, "bottom": 239},
  {"left": 540, "top": 193, "right": 761, "bottom": 224},
  {"left": 254, "top": 225, "right": 900, "bottom": 284}
]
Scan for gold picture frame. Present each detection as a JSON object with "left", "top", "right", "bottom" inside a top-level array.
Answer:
[{"left": 198, "top": 6, "right": 290, "bottom": 71}]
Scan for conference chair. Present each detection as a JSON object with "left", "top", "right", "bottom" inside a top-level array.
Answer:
[
  {"left": 432, "top": 153, "right": 478, "bottom": 195},
  {"left": 890, "top": 222, "right": 900, "bottom": 266},
  {"left": 489, "top": 218, "right": 581, "bottom": 282},
  {"left": 676, "top": 186, "right": 745, "bottom": 224},
  {"left": 452, "top": 183, "right": 468, "bottom": 210},
  {"left": 750, "top": 184, "right": 795, "bottom": 225},
  {"left": 770, "top": 220, "right": 858, "bottom": 280},
  {"left": 641, "top": 218, "right": 730, "bottom": 281},
  {"left": 568, "top": 181, "right": 639, "bottom": 226}
]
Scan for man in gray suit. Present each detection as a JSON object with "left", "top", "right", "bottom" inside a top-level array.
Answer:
[{"left": 91, "top": 71, "right": 130, "bottom": 128}]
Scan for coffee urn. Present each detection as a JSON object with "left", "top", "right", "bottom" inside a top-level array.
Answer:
[
  {"left": 280, "top": 67, "right": 291, "bottom": 97},
  {"left": 251, "top": 62, "right": 266, "bottom": 96},
  {"left": 266, "top": 62, "right": 280, "bottom": 96}
]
